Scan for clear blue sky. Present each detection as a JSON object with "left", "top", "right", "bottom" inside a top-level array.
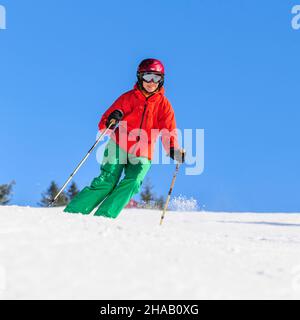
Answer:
[{"left": 1, "top": 0, "right": 300, "bottom": 212}]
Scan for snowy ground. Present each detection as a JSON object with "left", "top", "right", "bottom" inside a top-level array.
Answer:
[{"left": 0, "top": 206, "right": 300, "bottom": 300}]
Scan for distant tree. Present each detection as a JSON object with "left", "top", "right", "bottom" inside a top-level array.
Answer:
[
  {"left": 0, "top": 181, "right": 15, "bottom": 205},
  {"left": 139, "top": 178, "right": 165, "bottom": 210},
  {"left": 154, "top": 195, "right": 165, "bottom": 210},
  {"left": 67, "top": 182, "right": 79, "bottom": 200},
  {"left": 39, "top": 181, "right": 68, "bottom": 207},
  {"left": 140, "top": 178, "right": 155, "bottom": 208}
]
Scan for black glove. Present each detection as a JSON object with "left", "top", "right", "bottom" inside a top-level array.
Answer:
[
  {"left": 106, "top": 110, "right": 124, "bottom": 129},
  {"left": 169, "top": 147, "right": 186, "bottom": 163}
]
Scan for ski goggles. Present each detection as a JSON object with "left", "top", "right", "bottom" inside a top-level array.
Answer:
[{"left": 141, "top": 73, "right": 163, "bottom": 83}]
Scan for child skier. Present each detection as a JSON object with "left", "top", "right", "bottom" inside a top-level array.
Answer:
[{"left": 64, "top": 58, "right": 185, "bottom": 218}]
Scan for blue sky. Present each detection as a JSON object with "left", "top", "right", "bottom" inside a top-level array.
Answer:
[{"left": 0, "top": 0, "right": 300, "bottom": 212}]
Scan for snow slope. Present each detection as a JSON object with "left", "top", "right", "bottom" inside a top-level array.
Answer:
[{"left": 0, "top": 206, "right": 300, "bottom": 300}]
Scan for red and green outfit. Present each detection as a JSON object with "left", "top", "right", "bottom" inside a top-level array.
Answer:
[{"left": 64, "top": 83, "right": 179, "bottom": 218}]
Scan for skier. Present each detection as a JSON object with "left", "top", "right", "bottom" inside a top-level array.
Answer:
[{"left": 64, "top": 58, "right": 185, "bottom": 218}]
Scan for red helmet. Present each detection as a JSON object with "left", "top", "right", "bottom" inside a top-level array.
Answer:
[
  {"left": 137, "top": 58, "right": 165, "bottom": 75},
  {"left": 137, "top": 58, "right": 165, "bottom": 90}
]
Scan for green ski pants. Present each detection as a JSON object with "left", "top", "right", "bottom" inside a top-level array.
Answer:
[{"left": 64, "top": 139, "right": 151, "bottom": 218}]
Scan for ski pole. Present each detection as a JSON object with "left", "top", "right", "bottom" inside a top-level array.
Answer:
[
  {"left": 49, "top": 120, "right": 116, "bottom": 207},
  {"left": 159, "top": 162, "right": 181, "bottom": 225}
]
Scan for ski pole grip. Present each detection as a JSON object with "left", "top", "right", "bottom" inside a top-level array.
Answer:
[
  {"left": 107, "top": 119, "right": 117, "bottom": 129},
  {"left": 110, "top": 119, "right": 117, "bottom": 126}
]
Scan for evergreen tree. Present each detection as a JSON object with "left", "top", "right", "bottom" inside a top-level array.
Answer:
[
  {"left": 154, "top": 195, "right": 165, "bottom": 210},
  {"left": 39, "top": 181, "right": 68, "bottom": 207},
  {"left": 67, "top": 181, "right": 79, "bottom": 200},
  {"left": 140, "top": 178, "right": 155, "bottom": 207},
  {"left": 0, "top": 181, "right": 15, "bottom": 205},
  {"left": 140, "top": 178, "right": 165, "bottom": 209}
]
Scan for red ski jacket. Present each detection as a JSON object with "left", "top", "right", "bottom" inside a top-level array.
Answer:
[{"left": 99, "top": 84, "right": 179, "bottom": 160}]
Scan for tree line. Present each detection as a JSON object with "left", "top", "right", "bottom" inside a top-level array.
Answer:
[
  {"left": 0, "top": 181, "right": 79, "bottom": 207},
  {"left": 0, "top": 178, "right": 164, "bottom": 209}
]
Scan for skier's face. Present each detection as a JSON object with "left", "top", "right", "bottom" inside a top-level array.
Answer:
[{"left": 142, "top": 81, "right": 159, "bottom": 93}]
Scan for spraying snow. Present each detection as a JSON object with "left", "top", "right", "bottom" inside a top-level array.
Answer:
[
  {"left": 169, "top": 195, "right": 199, "bottom": 211},
  {"left": 0, "top": 205, "right": 300, "bottom": 299}
]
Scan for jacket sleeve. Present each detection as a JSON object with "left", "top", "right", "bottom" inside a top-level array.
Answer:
[
  {"left": 158, "top": 100, "right": 180, "bottom": 153},
  {"left": 98, "top": 93, "right": 130, "bottom": 131}
]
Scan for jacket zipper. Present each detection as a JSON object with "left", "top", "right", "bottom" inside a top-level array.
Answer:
[
  {"left": 137, "top": 97, "right": 150, "bottom": 141},
  {"left": 139, "top": 104, "right": 147, "bottom": 130}
]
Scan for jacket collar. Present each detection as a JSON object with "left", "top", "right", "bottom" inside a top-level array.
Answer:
[{"left": 133, "top": 83, "right": 165, "bottom": 102}]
